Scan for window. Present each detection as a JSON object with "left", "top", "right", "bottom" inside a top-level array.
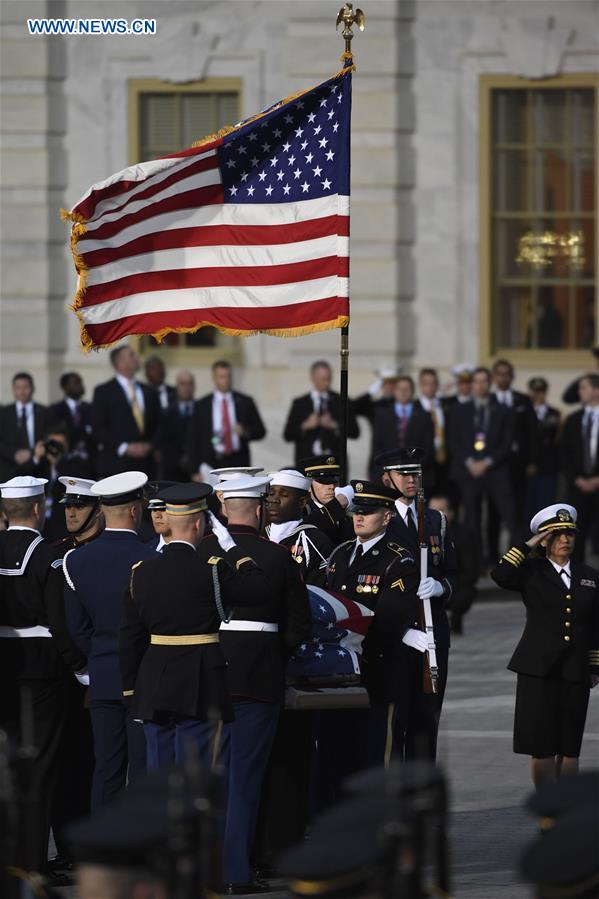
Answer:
[
  {"left": 128, "top": 79, "right": 241, "bottom": 357},
  {"left": 480, "top": 75, "right": 597, "bottom": 359}
]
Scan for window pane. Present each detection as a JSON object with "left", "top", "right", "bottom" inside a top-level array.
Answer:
[
  {"left": 533, "top": 90, "right": 567, "bottom": 145},
  {"left": 536, "top": 285, "right": 568, "bottom": 348},
  {"left": 495, "top": 286, "right": 533, "bottom": 348},
  {"left": 572, "top": 150, "right": 595, "bottom": 213},
  {"left": 494, "top": 150, "right": 530, "bottom": 211},
  {"left": 574, "top": 286, "right": 596, "bottom": 348},
  {"left": 218, "top": 93, "right": 239, "bottom": 127},
  {"left": 539, "top": 149, "right": 570, "bottom": 212},
  {"left": 493, "top": 90, "right": 527, "bottom": 143},
  {"left": 141, "top": 95, "right": 177, "bottom": 157},
  {"left": 572, "top": 89, "right": 595, "bottom": 146}
]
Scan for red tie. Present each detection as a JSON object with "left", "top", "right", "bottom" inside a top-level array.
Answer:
[{"left": 222, "top": 397, "right": 233, "bottom": 454}]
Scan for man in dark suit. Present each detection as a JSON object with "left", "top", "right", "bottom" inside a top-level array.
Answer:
[
  {"left": 155, "top": 370, "right": 196, "bottom": 481},
  {"left": 63, "top": 472, "right": 155, "bottom": 810},
  {"left": 560, "top": 373, "right": 599, "bottom": 562},
  {"left": 188, "top": 360, "right": 266, "bottom": 477},
  {"left": 143, "top": 356, "right": 176, "bottom": 411},
  {"left": 48, "top": 372, "right": 94, "bottom": 475},
  {"left": 0, "top": 371, "right": 49, "bottom": 481},
  {"left": 371, "top": 376, "right": 434, "bottom": 488},
  {"left": 91, "top": 345, "right": 161, "bottom": 478},
  {"left": 489, "top": 358, "right": 539, "bottom": 556},
  {"left": 283, "top": 360, "right": 359, "bottom": 466},
  {"left": 524, "top": 377, "right": 561, "bottom": 525},
  {"left": 352, "top": 368, "right": 402, "bottom": 476},
  {"left": 448, "top": 366, "right": 517, "bottom": 569}
]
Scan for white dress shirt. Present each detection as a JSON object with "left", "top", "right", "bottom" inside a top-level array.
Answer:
[
  {"left": 494, "top": 389, "right": 513, "bottom": 407},
  {"left": 348, "top": 531, "right": 386, "bottom": 565},
  {"left": 395, "top": 499, "right": 417, "bottom": 526},
  {"left": 583, "top": 406, "right": 599, "bottom": 469},
  {"left": 115, "top": 374, "right": 146, "bottom": 457},
  {"left": 212, "top": 391, "right": 240, "bottom": 454},
  {"left": 310, "top": 390, "right": 330, "bottom": 455},
  {"left": 549, "top": 558, "right": 571, "bottom": 589}
]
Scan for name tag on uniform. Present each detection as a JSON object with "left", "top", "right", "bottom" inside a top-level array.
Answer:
[{"left": 580, "top": 578, "right": 596, "bottom": 587}]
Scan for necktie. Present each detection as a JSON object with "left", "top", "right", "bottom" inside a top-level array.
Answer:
[
  {"left": 72, "top": 403, "right": 81, "bottom": 428},
  {"left": 350, "top": 544, "right": 363, "bottom": 568},
  {"left": 18, "top": 407, "right": 30, "bottom": 446},
  {"left": 559, "top": 568, "right": 570, "bottom": 586},
  {"left": 398, "top": 407, "right": 409, "bottom": 448},
  {"left": 221, "top": 397, "right": 233, "bottom": 454},
  {"left": 583, "top": 412, "right": 593, "bottom": 475},
  {"left": 319, "top": 394, "right": 328, "bottom": 414},
  {"left": 128, "top": 382, "right": 145, "bottom": 434},
  {"left": 430, "top": 406, "right": 446, "bottom": 464},
  {"left": 407, "top": 507, "right": 418, "bottom": 539}
]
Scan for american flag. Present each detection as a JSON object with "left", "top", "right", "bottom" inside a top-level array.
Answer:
[
  {"left": 62, "top": 67, "right": 351, "bottom": 350},
  {"left": 287, "top": 585, "right": 374, "bottom": 678}
]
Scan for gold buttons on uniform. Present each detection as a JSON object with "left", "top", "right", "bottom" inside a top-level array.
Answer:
[
  {"left": 341, "top": 585, "right": 346, "bottom": 591},
  {"left": 564, "top": 635, "right": 571, "bottom": 642},
  {"left": 566, "top": 594, "right": 572, "bottom": 600},
  {"left": 566, "top": 607, "right": 572, "bottom": 613},
  {"left": 565, "top": 622, "right": 571, "bottom": 628}
]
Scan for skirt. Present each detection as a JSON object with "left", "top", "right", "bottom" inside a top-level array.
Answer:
[{"left": 513, "top": 668, "right": 590, "bottom": 758}]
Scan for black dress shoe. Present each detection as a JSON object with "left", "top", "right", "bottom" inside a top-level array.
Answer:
[{"left": 225, "top": 881, "right": 270, "bottom": 895}]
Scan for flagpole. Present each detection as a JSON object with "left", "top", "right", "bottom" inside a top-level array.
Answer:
[{"left": 336, "top": 4, "right": 364, "bottom": 482}]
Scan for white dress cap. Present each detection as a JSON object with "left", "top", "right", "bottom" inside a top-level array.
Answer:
[
  {"left": 58, "top": 476, "right": 97, "bottom": 498},
  {"left": 268, "top": 469, "right": 311, "bottom": 493},
  {"left": 0, "top": 476, "right": 48, "bottom": 498},
  {"left": 220, "top": 475, "right": 272, "bottom": 500},
  {"left": 91, "top": 471, "right": 148, "bottom": 505},
  {"left": 211, "top": 467, "right": 265, "bottom": 483},
  {"left": 530, "top": 503, "right": 578, "bottom": 535},
  {"left": 451, "top": 363, "right": 475, "bottom": 378}
]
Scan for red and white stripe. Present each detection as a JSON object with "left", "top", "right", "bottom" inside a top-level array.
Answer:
[{"left": 68, "top": 140, "right": 349, "bottom": 348}]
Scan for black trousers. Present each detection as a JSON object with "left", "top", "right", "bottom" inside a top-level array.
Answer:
[
  {"left": 368, "top": 646, "right": 449, "bottom": 764},
  {"left": 1, "top": 676, "right": 68, "bottom": 872},
  {"left": 568, "top": 488, "right": 599, "bottom": 563},
  {"left": 459, "top": 469, "right": 517, "bottom": 567},
  {"left": 51, "top": 679, "right": 94, "bottom": 856}
]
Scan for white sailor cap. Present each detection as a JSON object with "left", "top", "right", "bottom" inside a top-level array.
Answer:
[
  {"left": 91, "top": 471, "right": 148, "bottom": 506},
  {"left": 376, "top": 367, "right": 403, "bottom": 381},
  {"left": 268, "top": 469, "right": 311, "bottom": 493},
  {"left": 58, "top": 476, "right": 97, "bottom": 504},
  {"left": 211, "top": 467, "right": 265, "bottom": 485},
  {"left": 0, "top": 476, "right": 48, "bottom": 498},
  {"left": 220, "top": 475, "right": 272, "bottom": 500},
  {"left": 530, "top": 504, "right": 578, "bottom": 535},
  {"left": 451, "top": 363, "right": 475, "bottom": 381}
]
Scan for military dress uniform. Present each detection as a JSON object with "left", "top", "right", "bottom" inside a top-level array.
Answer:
[
  {"left": 197, "top": 475, "right": 311, "bottom": 891},
  {"left": 119, "top": 483, "right": 277, "bottom": 770},
  {"left": 491, "top": 504, "right": 599, "bottom": 759},
  {"left": 300, "top": 454, "right": 355, "bottom": 545},
  {"left": 325, "top": 482, "right": 421, "bottom": 767},
  {"left": 376, "top": 448, "right": 457, "bottom": 760},
  {"left": 0, "top": 476, "right": 86, "bottom": 874},
  {"left": 63, "top": 472, "right": 155, "bottom": 809}
]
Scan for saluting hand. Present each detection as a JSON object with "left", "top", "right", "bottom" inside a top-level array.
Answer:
[
  {"left": 208, "top": 511, "right": 236, "bottom": 552},
  {"left": 525, "top": 533, "right": 545, "bottom": 549}
]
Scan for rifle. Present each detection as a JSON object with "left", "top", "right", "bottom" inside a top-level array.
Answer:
[{"left": 416, "top": 479, "right": 438, "bottom": 695}]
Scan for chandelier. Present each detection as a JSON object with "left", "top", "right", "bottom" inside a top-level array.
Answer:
[{"left": 516, "top": 229, "right": 585, "bottom": 270}]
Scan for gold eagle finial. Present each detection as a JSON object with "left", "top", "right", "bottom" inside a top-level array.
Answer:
[{"left": 336, "top": 4, "right": 366, "bottom": 55}]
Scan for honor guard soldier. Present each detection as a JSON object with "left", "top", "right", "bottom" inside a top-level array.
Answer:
[
  {"left": 325, "top": 481, "right": 421, "bottom": 767},
  {"left": 0, "top": 476, "right": 87, "bottom": 878},
  {"left": 53, "top": 476, "right": 103, "bottom": 552},
  {"left": 145, "top": 480, "right": 177, "bottom": 551},
  {"left": 299, "top": 454, "right": 355, "bottom": 545},
  {"left": 491, "top": 504, "right": 599, "bottom": 790},
  {"left": 210, "top": 466, "right": 265, "bottom": 522},
  {"left": 266, "top": 469, "right": 334, "bottom": 587},
  {"left": 119, "top": 483, "right": 275, "bottom": 771},
  {"left": 49, "top": 476, "right": 102, "bottom": 876},
  {"left": 375, "top": 446, "right": 457, "bottom": 760},
  {"left": 197, "top": 475, "right": 311, "bottom": 894},
  {"left": 63, "top": 471, "right": 156, "bottom": 809}
]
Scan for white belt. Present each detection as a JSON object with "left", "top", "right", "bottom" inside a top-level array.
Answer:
[
  {"left": 0, "top": 625, "right": 52, "bottom": 639},
  {"left": 219, "top": 620, "right": 279, "bottom": 633}
]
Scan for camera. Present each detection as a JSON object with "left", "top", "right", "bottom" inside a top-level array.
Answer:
[{"left": 43, "top": 438, "right": 64, "bottom": 458}]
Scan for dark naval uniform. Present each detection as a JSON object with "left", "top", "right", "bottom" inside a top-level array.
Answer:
[
  {"left": 0, "top": 526, "right": 86, "bottom": 873},
  {"left": 64, "top": 528, "right": 155, "bottom": 808},
  {"left": 266, "top": 521, "right": 334, "bottom": 587},
  {"left": 326, "top": 532, "right": 421, "bottom": 765},
  {"left": 492, "top": 541, "right": 599, "bottom": 758},
  {"left": 198, "top": 521, "right": 311, "bottom": 888},
  {"left": 119, "top": 538, "right": 275, "bottom": 769}
]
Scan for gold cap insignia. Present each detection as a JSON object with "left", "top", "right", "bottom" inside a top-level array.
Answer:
[
  {"left": 355, "top": 482, "right": 363, "bottom": 492},
  {"left": 557, "top": 509, "right": 571, "bottom": 522},
  {"left": 68, "top": 479, "right": 76, "bottom": 486},
  {"left": 327, "top": 456, "right": 336, "bottom": 465}
]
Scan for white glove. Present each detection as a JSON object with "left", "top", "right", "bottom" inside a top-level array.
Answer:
[
  {"left": 334, "top": 485, "right": 355, "bottom": 504},
  {"left": 368, "top": 377, "right": 383, "bottom": 397},
  {"left": 208, "top": 512, "right": 236, "bottom": 552},
  {"left": 74, "top": 668, "right": 90, "bottom": 686},
  {"left": 417, "top": 577, "right": 444, "bottom": 600},
  {"left": 402, "top": 628, "right": 429, "bottom": 653}
]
